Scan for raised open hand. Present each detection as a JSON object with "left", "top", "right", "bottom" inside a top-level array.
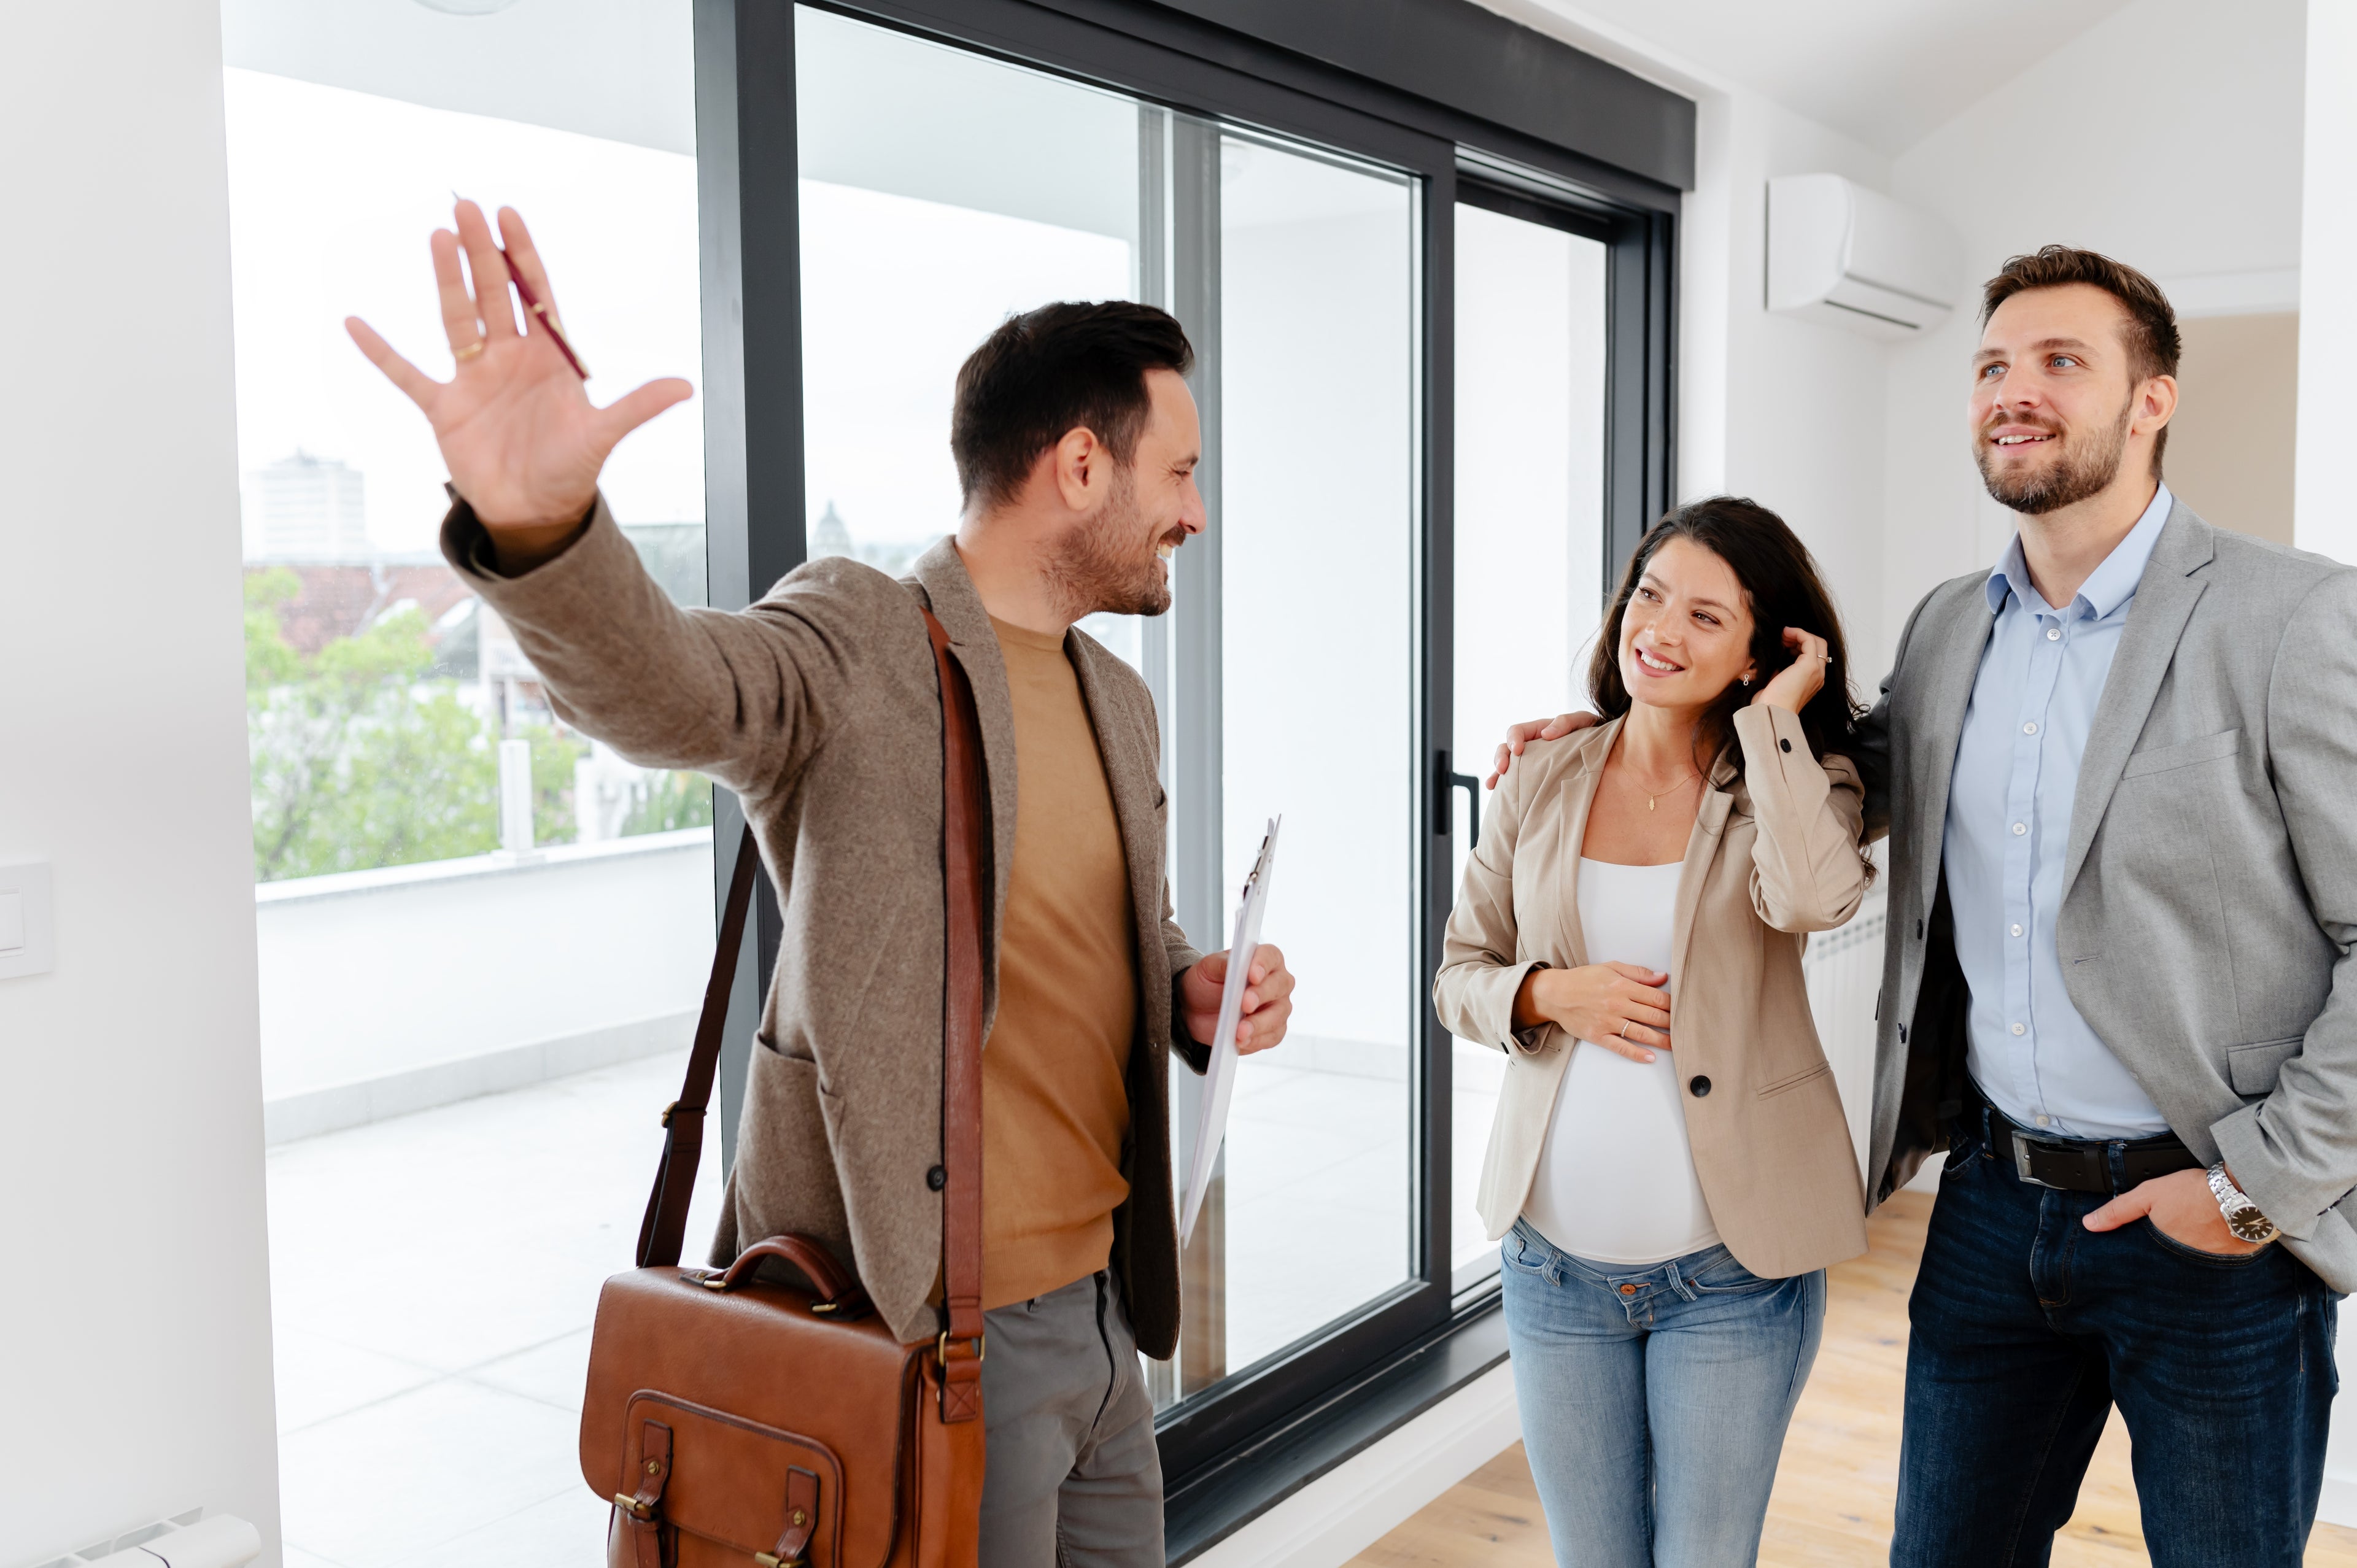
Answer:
[{"left": 344, "top": 201, "right": 692, "bottom": 554}]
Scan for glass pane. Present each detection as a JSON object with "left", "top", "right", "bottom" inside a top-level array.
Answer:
[
  {"left": 222, "top": 2, "right": 719, "bottom": 1558},
  {"left": 797, "top": 5, "right": 1140, "bottom": 572},
  {"left": 1217, "top": 135, "right": 1420, "bottom": 1370},
  {"left": 1449, "top": 201, "right": 1608, "bottom": 1284}
]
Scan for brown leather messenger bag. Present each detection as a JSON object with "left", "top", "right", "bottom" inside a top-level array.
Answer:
[{"left": 579, "top": 607, "right": 988, "bottom": 1568}]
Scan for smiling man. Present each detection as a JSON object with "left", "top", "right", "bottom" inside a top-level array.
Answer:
[
  {"left": 347, "top": 203, "right": 1296, "bottom": 1567},
  {"left": 1487, "top": 245, "right": 2357, "bottom": 1566}
]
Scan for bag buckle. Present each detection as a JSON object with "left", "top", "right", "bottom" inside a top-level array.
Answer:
[
  {"left": 754, "top": 1554, "right": 805, "bottom": 1568},
  {"left": 936, "top": 1329, "right": 985, "bottom": 1364},
  {"left": 613, "top": 1493, "right": 655, "bottom": 1521}
]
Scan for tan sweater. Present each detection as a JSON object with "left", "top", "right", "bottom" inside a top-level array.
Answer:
[{"left": 981, "top": 617, "right": 1140, "bottom": 1307}]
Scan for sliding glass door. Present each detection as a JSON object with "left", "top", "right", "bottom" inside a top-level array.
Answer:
[
  {"left": 792, "top": 4, "right": 1424, "bottom": 1409},
  {"left": 1447, "top": 190, "right": 1612, "bottom": 1291}
]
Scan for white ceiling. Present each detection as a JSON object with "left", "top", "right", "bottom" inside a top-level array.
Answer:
[{"left": 1511, "top": 0, "right": 2143, "bottom": 155}]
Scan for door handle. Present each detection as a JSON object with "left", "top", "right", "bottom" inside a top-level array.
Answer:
[{"left": 1434, "top": 751, "right": 1481, "bottom": 849}]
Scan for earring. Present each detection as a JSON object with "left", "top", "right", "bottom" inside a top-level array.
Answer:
[{"left": 1740, "top": 674, "right": 1752, "bottom": 687}]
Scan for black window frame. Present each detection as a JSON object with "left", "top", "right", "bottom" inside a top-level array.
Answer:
[{"left": 692, "top": 0, "right": 1686, "bottom": 1554}]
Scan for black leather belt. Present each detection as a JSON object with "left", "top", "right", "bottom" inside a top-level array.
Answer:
[{"left": 1978, "top": 1097, "right": 2203, "bottom": 1194}]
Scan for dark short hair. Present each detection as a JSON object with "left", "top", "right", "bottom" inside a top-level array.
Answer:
[
  {"left": 1589, "top": 496, "right": 1859, "bottom": 771},
  {"left": 949, "top": 301, "right": 1194, "bottom": 510},
  {"left": 1981, "top": 245, "right": 2181, "bottom": 469}
]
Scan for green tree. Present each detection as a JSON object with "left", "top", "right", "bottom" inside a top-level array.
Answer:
[
  {"left": 522, "top": 721, "right": 588, "bottom": 848},
  {"left": 247, "top": 571, "right": 499, "bottom": 881},
  {"left": 621, "top": 770, "right": 717, "bottom": 836}
]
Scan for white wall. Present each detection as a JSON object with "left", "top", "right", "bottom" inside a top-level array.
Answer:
[
  {"left": 1881, "top": 0, "right": 2310, "bottom": 642},
  {"left": 1682, "top": 90, "right": 1900, "bottom": 671},
  {"left": 2296, "top": 0, "right": 2356, "bottom": 563},
  {"left": 0, "top": 1, "right": 284, "bottom": 1562}
]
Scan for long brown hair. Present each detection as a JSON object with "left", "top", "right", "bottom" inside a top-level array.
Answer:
[{"left": 1587, "top": 496, "right": 1860, "bottom": 771}]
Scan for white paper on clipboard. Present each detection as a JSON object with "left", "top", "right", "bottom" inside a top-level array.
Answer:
[{"left": 1179, "top": 815, "right": 1281, "bottom": 1248}]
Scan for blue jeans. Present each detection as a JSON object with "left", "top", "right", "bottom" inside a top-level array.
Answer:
[
  {"left": 1500, "top": 1218, "right": 1825, "bottom": 1567},
  {"left": 1892, "top": 1105, "right": 2340, "bottom": 1568}
]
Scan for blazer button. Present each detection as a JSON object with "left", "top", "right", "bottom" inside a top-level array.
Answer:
[
  {"left": 1779, "top": 738, "right": 1792, "bottom": 753},
  {"left": 1689, "top": 1075, "right": 1711, "bottom": 1097},
  {"left": 927, "top": 1164, "right": 947, "bottom": 1191}
]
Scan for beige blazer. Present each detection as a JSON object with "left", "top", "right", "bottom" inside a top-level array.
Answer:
[
  {"left": 1434, "top": 707, "right": 1871, "bottom": 1279},
  {"left": 441, "top": 499, "right": 1204, "bottom": 1354}
]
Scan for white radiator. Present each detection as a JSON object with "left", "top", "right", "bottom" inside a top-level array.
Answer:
[
  {"left": 26, "top": 1511, "right": 260, "bottom": 1568},
  {"left": 1802, "top": 892, "right": 1886, "bottom": 1186}
]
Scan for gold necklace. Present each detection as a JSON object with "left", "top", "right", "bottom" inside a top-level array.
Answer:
[{"left": 1625, "top": 763, "right": 1700, "bottom": 811}]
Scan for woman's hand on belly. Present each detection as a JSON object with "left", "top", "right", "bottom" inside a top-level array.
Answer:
[{"left": 1512, "top": 962, "right": 1671, "bottom": 1062}]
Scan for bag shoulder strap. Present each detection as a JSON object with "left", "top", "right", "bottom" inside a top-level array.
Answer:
[{"left": 634, "top": 608, "right": 989, "bottom": 1385}]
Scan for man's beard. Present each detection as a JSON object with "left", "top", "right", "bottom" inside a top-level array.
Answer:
[
  {"left": 1044, "top": 469, "right": 1177, "bottom": 619},
  {"left": 1975, "top": 396, "right": 2133, "bottom": 515}
]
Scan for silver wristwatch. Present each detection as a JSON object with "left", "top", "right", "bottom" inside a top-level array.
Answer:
[{"left": 2207, "top": 1164, "right": 2280, "bottom": 1245}]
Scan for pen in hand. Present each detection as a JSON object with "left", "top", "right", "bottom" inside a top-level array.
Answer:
[{"left": 455, "top": 191, "right": 589, "bottom": 381}]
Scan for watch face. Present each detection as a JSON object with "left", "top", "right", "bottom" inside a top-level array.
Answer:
[{"left": 2228, "top": 1206, "right": 2275, "bottom": 1242}]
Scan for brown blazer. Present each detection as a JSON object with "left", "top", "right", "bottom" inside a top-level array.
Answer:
[
  {"left": 441, "top": 499, "right": 1205, "bottom": 1354},
  {"left": 1434, "top": 708, "right": 1871, "bottom": 1280}
]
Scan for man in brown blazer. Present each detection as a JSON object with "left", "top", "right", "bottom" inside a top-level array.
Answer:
[{"left": 347, "top": 199, "right": 1296, "bottom": 1567}]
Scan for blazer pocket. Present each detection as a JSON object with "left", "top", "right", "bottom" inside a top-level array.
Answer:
[
  {"left": 2120, "top": 726, "right": 2241, "bottom": 779},
  {"left": 2227, "top": 1035, "right": 2304, "bottom": 1096},
  {"left": 1757, "top": 1060, "right": 1833, "bottom": 1099}
]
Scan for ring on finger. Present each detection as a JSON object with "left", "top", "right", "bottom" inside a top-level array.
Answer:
[{"left": 454, "top": 338, "right": 486, "bottom": 362}]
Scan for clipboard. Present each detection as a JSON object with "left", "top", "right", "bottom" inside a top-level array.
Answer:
[{"left": 1179, "top": 816, "right": 1281, "bottom": 1247}]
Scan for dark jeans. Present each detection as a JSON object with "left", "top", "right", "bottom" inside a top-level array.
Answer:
[{"left": 1891, "top": 1105, "right": 2340, "bottom": 1568}]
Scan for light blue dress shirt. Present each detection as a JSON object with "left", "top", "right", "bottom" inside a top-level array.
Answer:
[{"left": 1944, "top": 484, "right": 2176, "bottom": 1140}]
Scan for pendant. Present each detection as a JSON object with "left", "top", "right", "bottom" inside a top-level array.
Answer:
[{"left": 1647, "top": 795, "right": 1656, "bottom": 812}]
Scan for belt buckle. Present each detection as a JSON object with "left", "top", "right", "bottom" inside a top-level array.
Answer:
[{"left": 2010, "top": 1130, "right": 2064, "bottom": 1190}]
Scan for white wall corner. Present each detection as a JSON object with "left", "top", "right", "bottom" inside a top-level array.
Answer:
[{"left": 1185, "top": 1362, "right": 1521, "bottom": 1568}]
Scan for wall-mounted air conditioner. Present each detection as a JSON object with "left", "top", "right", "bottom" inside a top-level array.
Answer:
[{"left": 1767, "top": 173, "right": 1963, "bottom": 341}]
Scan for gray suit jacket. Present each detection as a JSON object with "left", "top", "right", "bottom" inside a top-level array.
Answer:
[
  {"left": 442, "top": 500, "right": 1204, "bottom": 1353},
  {"left": 1857, "top": 499, "right": 2357, "bottom": 1289}
]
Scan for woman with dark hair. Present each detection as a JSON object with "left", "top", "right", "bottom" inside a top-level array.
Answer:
[{"left": 1434, "top": 496, "right": 1873, "bottom": 1566}]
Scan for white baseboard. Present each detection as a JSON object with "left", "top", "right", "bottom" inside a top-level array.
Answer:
[
  {"left": 2321, "top": 1473, "right": 2357, "bottom": 1530},
  {"left": 260, "top": 1009, "right": 695, "bottom": 1144},
  {"left": 1186, "top": 1362, "right": 1520, "bottom": 1568}
]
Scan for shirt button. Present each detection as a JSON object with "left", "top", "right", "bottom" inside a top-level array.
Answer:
[
  {"left": 2046, "top": 627, "right": 2062, "bottom": 641},
  {"left": 2035, "top": 1114, "right": 2053, "bottom": 1128},
  {"left": 2011, "top": 1022, "right": 2027, "bottom": 1036},
  {"left": 2012, "top": 822, "right": 2027, "bottom": 836},
  {"left": 2023, "top": 722, "right": 2038, "bottom": 735},
  {"left": 2011, "top": 923, "right": 2024, "bottom": 937}
]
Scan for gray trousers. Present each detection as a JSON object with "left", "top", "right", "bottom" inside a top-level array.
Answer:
[{"left": 978, "top": 1270, "right": 1163, "bottom": 1567}]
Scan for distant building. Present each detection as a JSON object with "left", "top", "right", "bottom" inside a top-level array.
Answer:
[
  {"left": 812, "top": 500, "right": 853, "bottom": 560},
  {"left": 249, "top": 450, "right": 369, "bottom": 560}
]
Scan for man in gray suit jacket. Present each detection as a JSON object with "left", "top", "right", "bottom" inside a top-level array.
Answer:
[
  {"left": 1856, "top": 247, "right": 2355, "bottom": 1568},
  {"left": 1493, "top": 246, "right": 2356, "bottom": 1566}
]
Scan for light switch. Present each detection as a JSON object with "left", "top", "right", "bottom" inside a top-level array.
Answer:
[{"left": 0, "top": 863, "right": 54, "bottom": 980}]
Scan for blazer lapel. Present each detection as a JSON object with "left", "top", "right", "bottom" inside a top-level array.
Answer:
[
  {"left": 909, "top": 540, "right": 1021, "bottom": 952},
  {"left": 1668, "top": 747, "right": 1738, "bottom": 992},
  {"left": 1066, "top": 635, "right": 1176, "bottom": 1048},
  {"left": 1906, "top": 584, "right": 1999, "bottom": 924},
  {"left": 1552, "top": 720, "right": 1617, "bottom": 970},
  {"left": 2061, "top": 506, "right": 2215, "bottom": 897}
]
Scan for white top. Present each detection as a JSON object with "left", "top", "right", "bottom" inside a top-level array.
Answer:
[{"left": 1519, "top": 858, "right": 1722, "bottom": 1266}]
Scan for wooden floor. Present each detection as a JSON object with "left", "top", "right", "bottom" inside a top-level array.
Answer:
[{"left": 1349, "top": 1192, "right": 2357, "bottom": 1567}]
